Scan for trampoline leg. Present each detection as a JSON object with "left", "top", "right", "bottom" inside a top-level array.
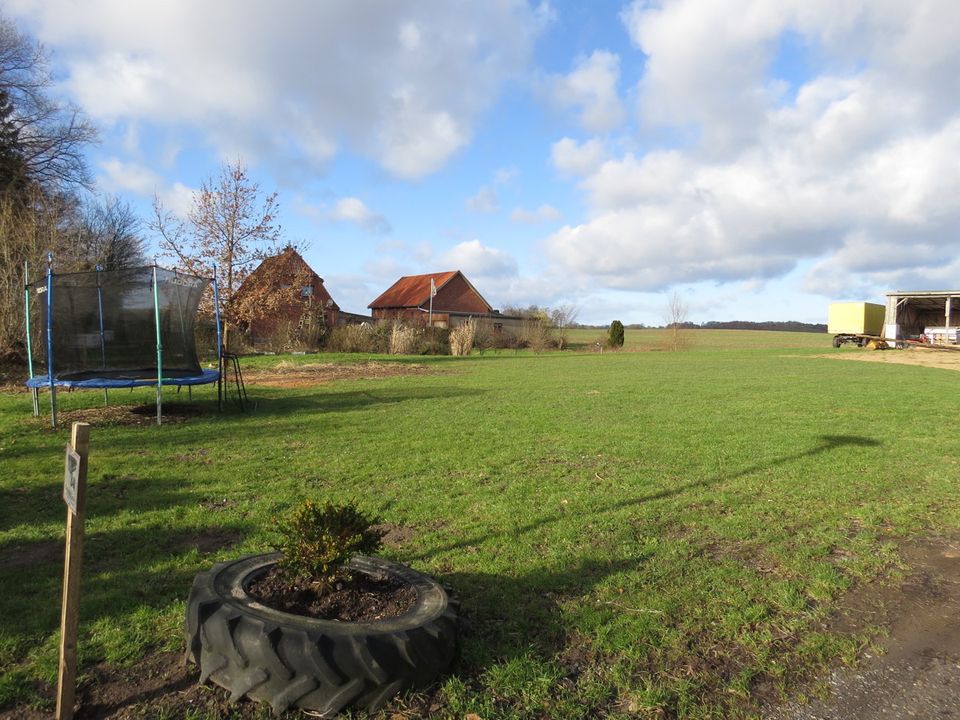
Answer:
[
  {"left": 31, "top": 388, "right": 39, "bottom": 417},
  {"left": 188, "top": 386, "right": 192, "bottom": 401},
  {"left": 103, "top": 389, "right": 108, "bottom": 407},
  {"left": 50, "top": 386, "right": 58, "bottom": 429},
  {"left": 156, "top": 385, "right": 162, "bottom": 426}
]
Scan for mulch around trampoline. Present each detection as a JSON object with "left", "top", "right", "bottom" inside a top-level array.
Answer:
[
  {"left": 36, "top": 402, "right": 206, "bottom": 427},
  {"left": 243, "top": 360, "right": 436, "bottom": 388}
]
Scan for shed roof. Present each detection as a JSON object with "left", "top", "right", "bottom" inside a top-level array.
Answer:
[
  {"left": 886, "top": 290, "right": 960, "bottom": 297},
  {"left": 369, "top": 270, "right": 476, "bottom": 309}
]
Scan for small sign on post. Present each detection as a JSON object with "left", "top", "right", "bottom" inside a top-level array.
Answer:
[
  {"left": 63, "top": 446, "right": 80, "bottom": 514},
  {"left": 57, "top": 422, "right": 90, "bottom": 720}
]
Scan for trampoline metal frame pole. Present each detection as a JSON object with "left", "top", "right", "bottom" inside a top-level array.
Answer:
[
  {"left": 95, "top": 265, "right": 108, "bottom": 406},
  {"left": 24, "top": 261, "right": 39, "bottom": 416},
  {"left": 46, "top": 253, "right": 57, "bottom": 428},
  {"left": 212, "top": 266, "right": 223, "bottom": 411},
  {"left": 153, "top": 265, "right": 163, "bottom": 426}
]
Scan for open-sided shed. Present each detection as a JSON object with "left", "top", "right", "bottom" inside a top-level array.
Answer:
[{"left": 885, "top": 290, "right": 960, "bottom": 342}]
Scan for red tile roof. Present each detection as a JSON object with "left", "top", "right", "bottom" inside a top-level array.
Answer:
[{"left": 368, "top": 270, "right": 460, "bottom": 309}]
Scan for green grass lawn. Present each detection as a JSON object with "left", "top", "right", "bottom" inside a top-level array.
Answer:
[
  {"left": 1, "top": 332, "right": 958, "bottom": 718},
  {"left": 566, "top": 326, "right": 831, "bottom": 351}
]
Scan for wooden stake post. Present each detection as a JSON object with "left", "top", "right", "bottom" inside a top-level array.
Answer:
[{"left": 57, "top": 422, "right": 90, "bottom": 720}]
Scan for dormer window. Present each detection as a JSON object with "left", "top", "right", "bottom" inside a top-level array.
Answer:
[{"left": 301, "top": 286, "right": 313, "bottom": 297}]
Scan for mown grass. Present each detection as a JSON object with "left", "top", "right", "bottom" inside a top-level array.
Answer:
[
  {"left": 565, "top": 326, "right": 829, "bottom": 351},
  {"left": 2, "top": 331, "right": 959, "bottom": 718}
]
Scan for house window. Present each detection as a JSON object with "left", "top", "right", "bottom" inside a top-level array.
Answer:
[{"left": 301, "top": 286, "right": 313, "bottom": 298}]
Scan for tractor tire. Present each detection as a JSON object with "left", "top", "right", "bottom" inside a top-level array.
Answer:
[{"left": 185, "top": 553, "right": 459, "bottom": 717}]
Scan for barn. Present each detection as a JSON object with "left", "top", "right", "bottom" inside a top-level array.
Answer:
[
  {"left": 368, "top": 271, "right": 493, "bottom": 326},
  {"left": 885, "top": 290, "right": 960, "bottom": 344}
]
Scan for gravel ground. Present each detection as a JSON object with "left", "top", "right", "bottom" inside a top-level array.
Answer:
[{"left": 767, "top": 537, "right": 960, "bottom": 720}]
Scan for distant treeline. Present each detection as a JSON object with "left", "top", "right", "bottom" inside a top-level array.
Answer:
[
  {"left": 642, "top": 321, "right": 826, "bottom": 333},
  {"left": 581, "top": 320, "right": 828, "bottom": 333}
]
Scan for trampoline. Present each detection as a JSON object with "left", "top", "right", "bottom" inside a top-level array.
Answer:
[{"left": 25, "top": 259, "right": 223, "bottom": 426}]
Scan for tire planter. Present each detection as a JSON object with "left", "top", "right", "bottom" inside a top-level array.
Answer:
[{"left": 185, "top": 553, "right": 459, "bottom": 716}]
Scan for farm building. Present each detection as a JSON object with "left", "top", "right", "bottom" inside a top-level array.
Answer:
[
  {"left": 885, "top": 290, "right": 960, "bottom": 344},
  {"left": 234, "top": 246, "right": 340, "bottom": 345},
  {"left": 368, "top": 270, "right": 526, "bottom": 335},
  {"left": 369, "top": 271, "right": 492, "bottom": 326}
]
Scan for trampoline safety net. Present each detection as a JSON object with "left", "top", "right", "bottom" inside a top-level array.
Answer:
[{"left": 29, "top": 266, "right": 209, "bottom": 382}]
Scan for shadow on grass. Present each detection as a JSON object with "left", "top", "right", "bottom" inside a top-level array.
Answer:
[
  {"left": 409, "top": 434, "right": 883, "bottom": 563},
  {"left": 0, "top": 470, "right": 218, "bottom": 534},
  {"left": 0, "top": 523, "right": 250, "bottom": 647},
  {"left": 443, "top": 554, "right": 640, "bottom": 671},
  {"left": 244, "top": 384, "right": 486, "bottom": 417}
]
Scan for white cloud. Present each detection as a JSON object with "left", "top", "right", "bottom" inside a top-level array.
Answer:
[
  {"left": 10, "top": 0, "right": 544, "bottom": 179},
  {"left": 295, "top": 195, "right": 391, "bottom": 233},
  {"left": 466, "top": 186, "right": 499, "bottom": 214},
  {"left": 160, "top": 182, "right": 196, "bottom": 218},
  {"left": 98, "top": 157, "right": 162, "bottom": 195},
  {"left": 510, "top": 204, "right": 561, "bottom": 224},
  {"left": 331, "top": 197, "right": 391, "bottom": 233},
  {"left": 541, "top": 1, "right": 960, "bottom": 297},
  {"left": 441, "top": 239, "right": 517, "bottom": 277},
  {"left": 494, "top": 166, "right": 519, "bottom": 185},
  {"left": 552, "top": 50, "right": 625, "bottom": 133},
  {"left": 551, "top": 137, "right": 607, "bottom": 177}
]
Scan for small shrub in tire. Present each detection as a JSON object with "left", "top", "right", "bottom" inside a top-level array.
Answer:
[{"left": 185, "top": 553, "right": 459, "bottom": 716}]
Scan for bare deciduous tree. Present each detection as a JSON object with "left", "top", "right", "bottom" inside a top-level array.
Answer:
[
  {"left": 0, "top": 188, "right": 73, "bottom": 353},
  {"left": 664, "top": 291, "right": 691, "bottom": 351},
  {"left": 0, "top": 14, "right": 96, "bottom": 191},
  {"left": 66, "top": 195, "right": 145, "bottom": 270},
  {"left": 551, "top": 304, "right": 580, "bottom": 350},
  {"left": 150, "top": 160, "right": 282, "bottom": 347}
]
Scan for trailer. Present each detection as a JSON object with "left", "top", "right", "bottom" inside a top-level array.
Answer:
[{"left": 828, "top": 302, "right": 887, "bottom": 348}]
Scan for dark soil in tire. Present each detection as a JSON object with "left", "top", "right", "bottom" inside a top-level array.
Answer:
[
  {"left": 247, "top": 565, "right": 417, "bottom": 621},
  {"left": 185, "top": 553, "right": 459, "bottom": 716}
]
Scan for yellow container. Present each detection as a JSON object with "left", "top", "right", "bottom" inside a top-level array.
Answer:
[{"left": 828, "top": 302, "right": 885, "bottom": 335}]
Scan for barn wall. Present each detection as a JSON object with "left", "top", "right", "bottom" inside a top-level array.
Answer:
[{"left": 432, "top": 274, "right": 491, "bottom": 314}]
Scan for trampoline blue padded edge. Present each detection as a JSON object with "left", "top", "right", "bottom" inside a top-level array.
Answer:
[{"left": 27, "top": 368, "right": 220, "bottom": 389}]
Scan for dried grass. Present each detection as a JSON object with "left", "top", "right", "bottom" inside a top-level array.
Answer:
[
  {"left": 450, "top": 319, "right": 476, "bottom": 356},
  {"left": 389, "top": 323, "right": 417, "bottom": 355}
]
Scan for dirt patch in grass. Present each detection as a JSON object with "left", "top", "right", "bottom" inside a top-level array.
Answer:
[
  {"left": 2, "top": 648, "right": 448, "bottom": 720},
  {"left": 242, "top": 360, "right": 435, "bottom": 388},
  {"left": 766, "top": 534, "right": 960, "bottom": 720},
  {"left": 375, "top": 522, "right": 417, "bottom": 549},
  {"left": 162, "top": 527, "right": 244, "bottom": 556},
  {"left": 818, "top": 345, "right": 960, "bottom": 372},
  {"left": 0, "top": 538, "right": 61, "bottom": 569},
  {"left": 30, "top": 402, "right": 207, "bottom": 427}
]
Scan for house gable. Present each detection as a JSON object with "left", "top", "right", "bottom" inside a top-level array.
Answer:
[{"left": 235, "top": 247, "right": 340, "bottom": 337}]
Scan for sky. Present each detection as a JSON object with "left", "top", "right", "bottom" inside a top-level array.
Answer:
[{"left": 7, "top": 0, "right": 960, "bottom": 326}]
